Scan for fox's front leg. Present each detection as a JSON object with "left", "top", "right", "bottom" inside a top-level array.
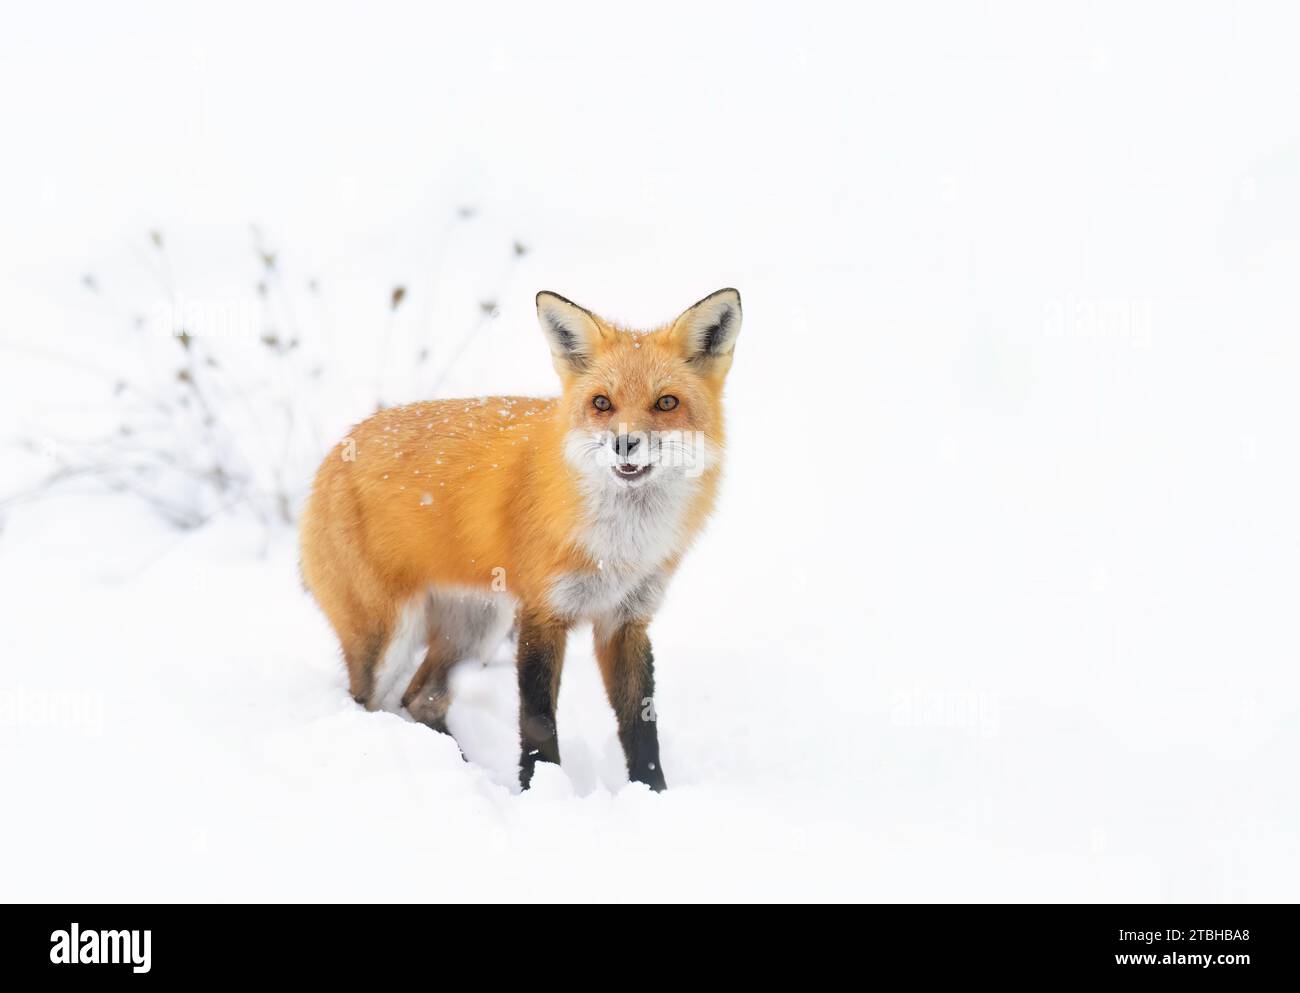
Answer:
[
  {"left": 595, "top": 619, "right": 666, "bottom": 791},
  {"left": 516, "top": 611, "right": 568, "bottom": 790}
]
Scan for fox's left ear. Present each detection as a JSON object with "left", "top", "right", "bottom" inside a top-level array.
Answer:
[{"left": 671, "top": 288, "right": 742, "bottom": 367}]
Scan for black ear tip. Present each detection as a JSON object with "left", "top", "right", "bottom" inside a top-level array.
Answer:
[
  {"left": 537, "top": 289, "right": 585, "bottom": 312},
  {"left": 697, "top": 287, "right": 741, "bottom": 313}
]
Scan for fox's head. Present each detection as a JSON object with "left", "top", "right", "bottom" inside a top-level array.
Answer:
[{"left": 536, "top": 288, "right": 742, "bottom": 489}]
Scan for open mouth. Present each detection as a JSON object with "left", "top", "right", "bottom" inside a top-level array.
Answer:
[{"left": 612, "top": 463, "right": 653, "bottom": 481}]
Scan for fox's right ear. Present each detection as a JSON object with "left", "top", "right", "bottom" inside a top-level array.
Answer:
[{"left": 536, "top": 291, "right": 605, "bottom": 375}]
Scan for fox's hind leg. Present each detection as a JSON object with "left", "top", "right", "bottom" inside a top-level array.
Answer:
[
  {"left": 333, "top": 598, "right": 402, "bottom": 707},
  {"left": 403, "top": 590, "right": 516, "bottom": 737},
  {"left": 343, "top": 627, "right": 389, "bottom": 706},
  {"left": 402, "top": 642, "right": 456, "bottom": 734},
  {"left": 301, "top": 491, "right": 407, "bottom": 710},
  {"left": 301, "top": 558, "right": 389, "bottom": 706}
]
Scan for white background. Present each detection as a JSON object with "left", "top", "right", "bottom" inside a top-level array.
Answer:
[{"left": 1, "top": 2, "right": 1298, "bottom": 900}]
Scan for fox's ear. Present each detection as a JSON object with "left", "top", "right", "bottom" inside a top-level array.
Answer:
[
  {"left": 671, "top": 288, "right": 742, "bottom": 366},
  {"left": 536, "top": 291, "right": 605, "bottom": 375}
]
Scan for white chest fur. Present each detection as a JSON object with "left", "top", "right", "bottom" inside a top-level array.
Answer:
[{"left": 547, "top": 472, "right": 694, "bottom": 622}]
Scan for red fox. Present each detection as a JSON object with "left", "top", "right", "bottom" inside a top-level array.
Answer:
[{"left": 299, "top": 288, "right": 742, "bottom": 790}]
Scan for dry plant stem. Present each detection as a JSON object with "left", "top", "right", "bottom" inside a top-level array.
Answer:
[{"left": 4, "top": 220, "right": 532, "bottom": 534}]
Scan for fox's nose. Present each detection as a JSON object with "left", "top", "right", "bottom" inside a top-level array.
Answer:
[{"left": 611, "top": 434, "right": 641, "bottom": 459}]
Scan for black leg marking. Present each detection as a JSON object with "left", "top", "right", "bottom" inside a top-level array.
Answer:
[
  {"left": 596, "top": 623, "right": 666, "bottom": 792},
  {"left": 516, "top": 615, "right": 567, "bottom": 789}
]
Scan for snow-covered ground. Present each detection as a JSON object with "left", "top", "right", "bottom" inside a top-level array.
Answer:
[{"left": 2, "top": 2, "right": 1299, "bottom": 901}]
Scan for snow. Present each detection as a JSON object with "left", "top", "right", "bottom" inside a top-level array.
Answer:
[{"left": 2, "top": 2, "right": 1300, "bottom": 900}]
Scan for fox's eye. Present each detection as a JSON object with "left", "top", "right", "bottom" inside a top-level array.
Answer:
[
  {"left": 656, "top": 395, "right": 679, "bottom": 412},
  {"left": 592, "top": 395, "right": 612, "bottom": 411}
]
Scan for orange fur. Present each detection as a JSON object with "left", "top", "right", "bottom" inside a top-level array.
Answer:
[{"left": 299, "top": 288, "right": 742, "bottom": 787}]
